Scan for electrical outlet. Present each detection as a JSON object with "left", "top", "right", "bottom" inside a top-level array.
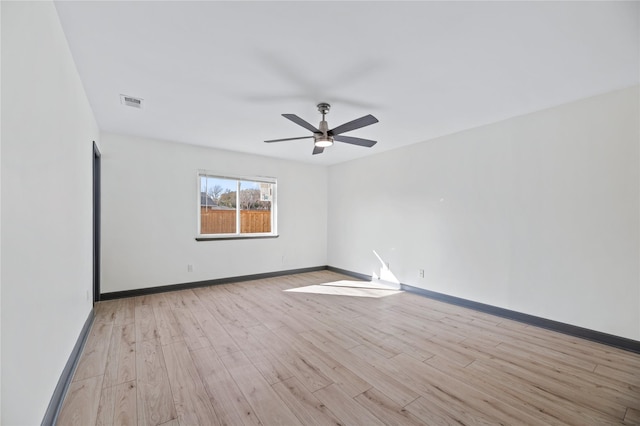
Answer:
[
  {"left": 86, "top": 290, "right": 90, "bottom": 301},
  {"left": 187, "top": 264, "right": 193, "bottom": 272},
  {"left": 419, "top": 269, "right": 425, "bottom": 278}
]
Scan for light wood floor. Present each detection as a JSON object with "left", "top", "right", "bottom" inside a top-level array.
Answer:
[{"left": 58, "top": 270, "right": 640, "bottom": 425}]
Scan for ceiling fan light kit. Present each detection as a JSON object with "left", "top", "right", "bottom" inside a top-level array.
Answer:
[
  {"left": 314, "top": 137, "right": 334, "bottom": 148},
  {"left": 264, "top": 103, "right": 378, "bottom": 155}
]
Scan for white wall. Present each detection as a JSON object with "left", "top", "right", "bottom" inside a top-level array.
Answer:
[
  {"left": 0, "top": 3, "right": 3, "bottom": 420},
  {"left": 1, "top": 2, "right": 99, "bottom": 424},
  {"left": 637, "top": 2, "right": 640, "bottom": 348},
  {"left": 328, "top": 86, "right": 640, "bottom": 340},
  {"left": 101, "top": 133, "right": 327, "bottom": 293}
]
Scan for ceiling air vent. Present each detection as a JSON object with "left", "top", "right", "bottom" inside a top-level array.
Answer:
[{"left": 120, "top": 94, "right": 143, "bottom": 109}]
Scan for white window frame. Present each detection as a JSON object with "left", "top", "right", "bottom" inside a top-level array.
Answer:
[{"left": 197, "top": 171, "right": 278, "bottom": 240}]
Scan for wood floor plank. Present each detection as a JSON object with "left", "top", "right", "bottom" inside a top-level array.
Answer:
[
  {"left": 191, "top": 347, "right": 263, "bottom": 426},
  {"left": 595, "top": 363, "right": 640, "bottom": 386},
  {"left": 103, "top": 323, "right": 136, "bottom": 388},
  {"left": 258, "top": 326, "right": 334, "bottom": 392},
  {"left": 476, "top": 343, "right": 630, "bottom": 419},
  {"left": 404, "top": 395, "right": 496, "bottom": 426},
  {"left": 162, "top": 342, "right": 220, "bottom": 425},
  {"left": 272, "top": 377, "right": 343, "bottom": 426},
  {"left": 163, "top": 289, "right": 204, "bottom": 311},
  {"left": 624, "top": 407, "right": 640, "bottom": 424},
  {"left": 459, "top": 336, "right": 630, "bottom": 420},
  {"left": 222, "top": 281, "right": 290, "bottom": 331},
  {"left": 495, "top": 319, "right": 640, "bottom": 373},
  {"left": 135, "top": 303, "right": 159, "bottom": 342},
  {"left": 146, "top": 293, "right": 170, "bottom": 309},
  {"left": 114, "top": 298, "right": 136, "bottom": 326},
  {"left": 113, "top": 381, "right": 138, "bottom": 425},
  {"left": 435, "top": 315, "right": 514, "bottom": 347},
  {"left": 136, "top": 339, "right": 178, "bottom": 425},
  {"left": 484, "top": 352, "right": 626, "bottom": 419},
  {"left": 299, "top": 329, "right": 355, "bottom": 355},
  {"left": 497, "top": 337, "right": 597, "bottom": 372},
  {"left": 190, "top": 306, "right": 240, "bottom": 357},
  {"left": 171, "top": 307, "right": 211, "bottom": 351},
  {"left": 327, "top": 344, "right": 420, "bottom": 406},
  {"left": 354, "top": 387, "right": 425, "bottom": 426},
  {"left": 360, "top": 348, "right": 549, "bottom": 425},
  {"left": 226, "top": 281, "right": 288, "bottom": 331},
  {"left": 94, "top": 300, "right": 120, "bottom": 324},
  {"left": 152, "top": 304, "right": 184, "bottom": 346},
  {"left": 73, "top": 322, "right": 113, "bottom": 381},
  {"left": 467, "top": 358, "right": 627, "bottom": 425},
  {"left": 426, "top": 355, "right": 576, "bottom": 425},
  {"left": 226, "top": 324, "right": 294, "bottom": 385},
  {"left": 338, "top": 319, "right": 401, "bottom": 359},
  {"left": 57, "top": 375, "right": 103, "bottom": 426},
  {"left": 197, "top": 287, "right": 261, "bottom": 329},
  {"left": 220, "top": 350, "right": 303, "bottom": 425},
  {"left": 96, "top": 383, "right": 116, "bottom": 426},
  {"left": 313, "top": 383, "right": 386, "bottom": 426},
  {"left": 272, "top": 327, "right": 372, "bottom": 397},
  {"left": 393, "top": 357, "right": 521, "bottom": 425},
  {"left": 356, "top": 318, "right": 438, "bottom": 362},
  {"left": 493, "top": 341, "right": 640, "bottom": 410},
  {"left": 97, "top": 381, "right": 137, "bottom": 426}
]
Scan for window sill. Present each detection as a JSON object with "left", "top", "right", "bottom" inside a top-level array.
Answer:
[{"left": 195, "top": 234, "right": 279, "bottom": 241}]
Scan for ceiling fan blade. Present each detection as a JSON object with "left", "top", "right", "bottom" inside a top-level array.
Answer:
[
  {"left": 333, "top": 135, "right": 377, "bottom": 147},
  {"left": 329, "top": 114, "right": 378, "bottom": 136},
  {"left": 282, "top": 114, "right": 320, "bottom": 133},
  {"left": 264, "top": 136, "right": 314, "bottom": 143},
  {"left": 312, "top": 146, "right": 324, "bottom": 155}
]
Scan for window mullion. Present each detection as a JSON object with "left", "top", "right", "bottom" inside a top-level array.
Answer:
[{"left": 236, "top": 181, "right": 241, "bottom": 234}]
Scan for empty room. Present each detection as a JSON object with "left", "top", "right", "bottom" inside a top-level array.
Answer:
[{"left": 2, "top": 1, "right": 639, "bottom": 425}]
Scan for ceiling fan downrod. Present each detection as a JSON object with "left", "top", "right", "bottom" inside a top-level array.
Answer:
[{"left": 316, "top": 103, "right": 333, "bottom": 146}]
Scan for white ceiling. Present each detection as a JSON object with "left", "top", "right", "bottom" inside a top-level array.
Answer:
[{"left": 54, "top": 1, "right": 639, "bottom": 166}]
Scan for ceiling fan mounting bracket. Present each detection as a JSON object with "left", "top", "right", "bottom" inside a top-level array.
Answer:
[{"left": 317, "top": 103, "right": 331, "bottom": 115}]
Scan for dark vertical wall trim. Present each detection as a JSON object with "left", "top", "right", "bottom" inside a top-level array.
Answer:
[
  {"left": 41, "top": 309, "right": 94, "bottom": 426},
  {"left": 93, "top": 141, "right": 101, "bottom": 303}
]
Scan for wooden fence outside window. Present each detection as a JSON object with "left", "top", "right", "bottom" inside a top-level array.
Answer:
[{"left": 200, "top": 208, "right": 271, "bottom": 234}]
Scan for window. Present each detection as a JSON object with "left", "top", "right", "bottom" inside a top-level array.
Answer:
[{"left": 197, "top": 172, "right": 277, "bottom": 239}]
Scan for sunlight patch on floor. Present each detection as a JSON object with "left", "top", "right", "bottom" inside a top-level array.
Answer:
[{"left": 285, "top": 280, "right": 403, "bottom": 298}]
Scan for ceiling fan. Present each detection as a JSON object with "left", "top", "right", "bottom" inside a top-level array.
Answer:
[{"left": 264, "top": 103, "right": 378, "bottom": 155}]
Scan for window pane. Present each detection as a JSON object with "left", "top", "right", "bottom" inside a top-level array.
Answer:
[
  {"left": 200, "top": 176, "right": 237, "bottom": 234},
  {"left": 239, "top": 180, "right": 272, "bottom": 234}
]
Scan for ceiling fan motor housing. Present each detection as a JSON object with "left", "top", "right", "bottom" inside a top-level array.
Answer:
[
  {"left": 315, "top": 120, "right": 333, "bottom": 146},
  {"left": 315, "top": 103, "right": 333, "bottom": 146}
]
